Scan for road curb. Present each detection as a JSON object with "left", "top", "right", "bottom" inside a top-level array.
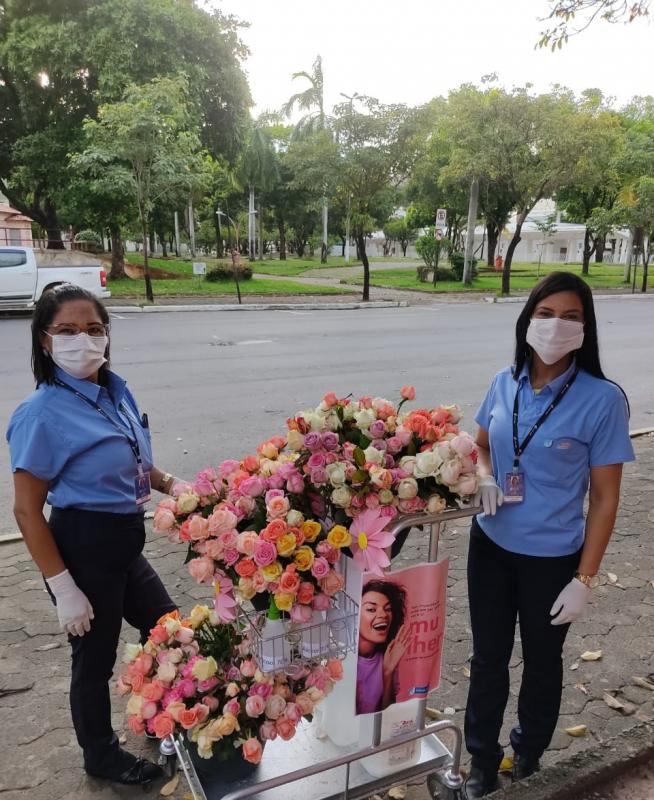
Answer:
[
  {"left": 106, "top": 300, "right": 408, "bottom": 313},
  {"left": 487, "top": 721, "right": 654, "bottom": 800},
  {"left": 488, "top": 293, "right": 653, "bottom": 304}
]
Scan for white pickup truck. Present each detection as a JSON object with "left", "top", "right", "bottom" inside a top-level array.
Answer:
[{"left": 0, "top": 246, "right": 111, "bottom": 310}]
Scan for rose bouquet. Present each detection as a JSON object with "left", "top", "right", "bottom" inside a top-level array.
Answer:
[{"left": 119, "top": 608, "right": 342, "bottom": 764}]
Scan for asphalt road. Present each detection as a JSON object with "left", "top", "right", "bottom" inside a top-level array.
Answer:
[{"left": 1, "top": 299, "right": 652, "bottom": 534}]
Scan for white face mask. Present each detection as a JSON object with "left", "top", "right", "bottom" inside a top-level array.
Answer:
[
  {"left": 526, "top": 317, "right": 584, "bottom": 365},
  {"left": 46, "top": 332, "right": 108, "bottom": 379}
]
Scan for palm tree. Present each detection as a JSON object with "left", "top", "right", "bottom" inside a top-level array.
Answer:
[
  {"left": 283, "top": 55, "right": 332, "bottom": 263},
  {"left": 237, "top": 126, "right": 279, "bottom": 261}
]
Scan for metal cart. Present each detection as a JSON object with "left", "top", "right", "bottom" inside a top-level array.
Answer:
[{"left": 160, "top": 506, "right": 478, "bottom": 800}]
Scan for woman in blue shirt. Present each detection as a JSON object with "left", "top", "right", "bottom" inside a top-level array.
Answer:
[
  {"left": 7, "top": 285, "right": 184, "bottom": 787},
  {"left": 464, "top": 273, "right": 634, "bottom": 799}
]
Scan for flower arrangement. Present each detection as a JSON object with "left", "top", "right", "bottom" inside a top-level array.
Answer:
[{"left": 119, "top": 608, "right": 343, "bottom": 763}]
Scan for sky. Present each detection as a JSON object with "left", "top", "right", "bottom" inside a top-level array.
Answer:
[{"left": 209, "top": 0, "right": 652, "bottom": 117}]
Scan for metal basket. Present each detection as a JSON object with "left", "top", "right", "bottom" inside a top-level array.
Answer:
[{"left": 239, "top": 589, "right": 359, "bottom": 674}]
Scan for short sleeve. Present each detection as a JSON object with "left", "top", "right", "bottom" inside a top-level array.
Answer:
[
  {"left": 475, "top": 374, "right": 499, "bottom": 431},
  {"left": 6, "top": 408, "right": 71, "bottom": 481},
  {"left": 589, "top": 385, "right": 635, "bottom": 467}
]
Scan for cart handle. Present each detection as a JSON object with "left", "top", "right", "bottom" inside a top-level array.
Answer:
[
  {"left": 384, "top": 505, "right": 482, "bottom": 540},
  {"left": 220, "top": 719, "right": 463, "bottom": 800}
]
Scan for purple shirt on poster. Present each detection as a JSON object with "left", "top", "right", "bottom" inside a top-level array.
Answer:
[{"left": 356, "top": 652, "right": 399, "bottom": 714}]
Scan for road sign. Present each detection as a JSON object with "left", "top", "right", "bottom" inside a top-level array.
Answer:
[
  {"left": 192, "top": 262, "right": 207, "bottom": 275},
  {"left": 435, "top": 208, "right": 447, "bottom": 230},
  {"left": 435, "top": 229, "right": 444, "bottom": 241}
]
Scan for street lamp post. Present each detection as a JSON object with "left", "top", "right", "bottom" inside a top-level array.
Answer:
[{"left": 217, "top": 209, "right": 242, "bottom": 305}]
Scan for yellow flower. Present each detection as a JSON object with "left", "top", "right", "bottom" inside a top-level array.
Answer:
[
  {"left": 276, "top": 532, "right": 297, "bottom": 557},
  {"left": 237, "top": 577, "right": 256, "bottom": 601},
  {"left": 192, "top": 656, "right": 218, "bottom": 681},
  {"left": 327, "top": 525, "right": 352, "bottom": 549},
  {"left": 189, "top": 604, "right": 211, "bottom": 629},
  {"left": 261, "top": 561, "right": 283, "bottom": 582},
  {"left": 274, "top": 591, "right": 294, "bottom": 611},
  {"left": 294, "top": 546, "right": 315, "bottom": 571},
  {"left": 301, "top": 520, "right": 322, "bottom": 543},
  {"left": 177, "top": 491, "right": 200, "bottom": 514}
]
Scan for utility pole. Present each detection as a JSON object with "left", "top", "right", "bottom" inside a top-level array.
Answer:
[
  {"left": 173, "top": 211, "right": 180, "bottom": 257},
  {"left": 345, "top": 193, "right": 351, "bottom": 263},
  {"left": 462, "top": 176, "right": 479, "bottom": 285},
  {"left": 188, "top": 198, "right": 196, "bottom": 257},
  {"left": 321, "top": 196, "right": 329, "bottom": 263}
]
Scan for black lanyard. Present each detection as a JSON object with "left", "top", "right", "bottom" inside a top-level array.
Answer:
[
  {"left": 512, "top": 367, "right": 579, "bottom": 471},
  {"left": 54, "top": 378, "right": 144, "bottom": 473}
]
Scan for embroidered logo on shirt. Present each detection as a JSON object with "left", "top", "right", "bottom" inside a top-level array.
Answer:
[{"left": 556, "top": 440, "right": 572, "bottom": 450}]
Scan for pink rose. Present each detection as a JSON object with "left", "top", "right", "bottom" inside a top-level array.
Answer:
[
  {"left": 267, "top": 495, "right": 290, "bottom": 519},
  {"left": 259, "top": 720, "right": 278, "bottom": 741},
  {"left": 187, "top": 515, "right": 210, "bottom": 541},
  {"left": 310, "top": 466, "right": 328, "bottom": 486},
  {"left": 153, "top": 506, "right": 175, "bottom": 532},
  {"left": 401, "top": 385, "right": 416, "bottom": 400},
  {"left": 440, "top": 460, "right": 462, "bottom": 486},
  {"left": 296, "top": 581, "right": 315, "bottom": 605},
  {"left": 242, "top": 737, "right": 263, "bottom": 765},
  {"left": 312, "top": 592, "right": 332, "bottom": 611},
  {"left": 286, "top": 472, "right": 305, "bottom": 494},
  {"left": 290, "top": 603, "right": 312, "bottom": 623},
  {"left": 141, "top": 700, "right": 158, "bottom": 720},
  {"left": 455, "top": 475, "right": 478, "bottom": 496},
  {"left": 265, "top": 488, "right": 284, "bottom": 503},
  {"left": 237, "top": 531, "right": 259, "bottom": 556},
  {"left": 240, "top": 475, "right": 266, "bottom": 498},
  {"left": 176, "top": 678, "right": 196, "bottom": 699},
  {"left": 202, "top": 696, "right": 220, "bottom": 712},
  {"left": 224, "top": 697, "right": 241, "bottom": 716},
  {"left": 245, "top": 694, "right": 266, "bottom": 717},
  {"left": 240, "top": 659, "right": 257, "bottom": 678},
  {"left": 236, "top": 496, "right": 256, "bottom": 516},
  {"left": 276, "top": 717, "right": 297, "bottom": 741},
  {"left": 141, "top": 680, "right": 165, "bottom": 703},
  {"left": 254, "top": 539, "right": 277, "bottom": 567},
  {"left": 128, "top": 714, "right": 146, "bottom": 735},
  {"left": 283, "top": 702, "right": 303, "bottom": 724},
  {"left": 207, "top": 507, "right": 238, "bottom": 535},
  {"left": 310, "top": 557, "right": 330, "bottom": 580},
  {"left": 219, "top": 459, "right": 240, "bottom": 478},
  {"left": 450, "top": 433, "right": 475, "bottom": 457},
  {"left": 188, "top": 556, "right": 215, "bottom": 584},
  {"left": 204, "top": 538, "right": 225, "bottom": 560}
]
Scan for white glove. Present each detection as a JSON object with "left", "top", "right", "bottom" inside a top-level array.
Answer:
[
  {"left": 46, "top": 569, "right": 94, "bottom": 637},
  {"left": 474, "top": 475, "right": 504, "bottom": 516},
  {"left": 550, "top": 578, "right": 589, "bottom": 625}
]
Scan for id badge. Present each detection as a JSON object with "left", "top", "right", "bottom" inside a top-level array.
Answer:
[
  {"left": 135, "top": 470, "right": 151, "bottom": 506},
  {"left": 503, "top": 472, "right": 525, "bottom": 504}
]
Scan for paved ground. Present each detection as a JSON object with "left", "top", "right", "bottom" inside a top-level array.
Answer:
[{"left": 0, "top": 433, "right": 652, "bottom": 800}]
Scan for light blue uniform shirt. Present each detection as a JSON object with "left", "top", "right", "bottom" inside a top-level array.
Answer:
[
  {"left": 475, "top": 362, "right": 634, "bottom": 557},
  {"left": 6, "top": 366, "right": 153, "bottom": 514}
]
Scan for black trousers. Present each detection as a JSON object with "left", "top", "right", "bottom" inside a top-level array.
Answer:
[
  {"left": 49, "top": 507, "right": 176, "bottom": 770},
  {"left": 464, "top": 518, "right": 581, "bottom": 771}
]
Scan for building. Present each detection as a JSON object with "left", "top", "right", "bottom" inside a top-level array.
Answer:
[{"left": 0, "top": 202, "right": 33, "bottom": 247}]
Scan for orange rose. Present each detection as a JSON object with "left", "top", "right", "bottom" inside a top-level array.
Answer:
[
  {"left": 296, "top": 581, "right": 315, "bottom": 605},
  {"left": 152, "top": 712, "right": 175, "bottom": 738},
  {"left": 235, "top": 558, "right": 257, "bottom": 578},
  {"left": 262, "top": 519, "right": 287, "bottom": 541},
  {"left": 178, "top": 707, "right": 200, "bottom": 730},
  {"left": 279, "top": 567, "right": 301, "bottom": 595}
]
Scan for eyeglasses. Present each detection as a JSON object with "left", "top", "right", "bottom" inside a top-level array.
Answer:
[{"left": 44, "top": 323, "right": 110, "bottom": 338}]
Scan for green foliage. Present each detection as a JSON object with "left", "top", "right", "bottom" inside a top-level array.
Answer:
[
  {"left": 74, "top": 230, "right": 103, "bottom": 245},
  {"left": 206, "top": 265, "right": 252, "bottom": 281},
  {"left": 449, "top": 251, "right": 478, "bottom": 280},
  {"left": 415, "top": 234, "right": 449, "bottom": 267}
]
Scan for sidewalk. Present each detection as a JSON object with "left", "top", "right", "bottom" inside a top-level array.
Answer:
[{"left": 0, "top": 434, "right": 652, "bottom": 800}]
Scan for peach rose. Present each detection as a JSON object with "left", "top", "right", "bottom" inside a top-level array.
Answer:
[
  {"left": 296, "top": 581, "right": 315, "bottom": 605},
  {"left": 279, "top": 567, "right": 301, "bottom": 595},
  {"left": 128, "top": 714, "right": 146, "bottom": 735},
  {"left": 141, "top": 680, "right": 165, "bottom": 703},
  {"left": 237, "top": 530, "right": 259, "bottom": 556},
  {"left": 187, "top": 515, "right": 210, "bottom": 541},
  {"left": 153, "top": 506, "right": 176, "bottom": 533},
  {"left": 326, "top": 659, "right": 344, "bottom": 681},
  {"left": 242, "top": 737, "right": 263, "bottom": 765},
  {"left": 152, "top": 712, "right": 175, "bottom": 738},
  {"left": 267, "top": 495, "right": 290, "bottom": 519},
  {"left": 401, "top": 385, "right": 416, "bottom": 401},
  {"left": 178, "top": 706, "right": 201, "bottom": 730},
  {"left": 275, "top": 717, "right": 296, "bottom": 741},
  {"left": 320, "top": 569, "right": 344, "bottom": 597},
  {"left": 235, "top": 557, "right": 257, "bottom": 578},
  {"left": 188, "top": 556, "right": 215, "bottom": 584},
  {"left": 245, "top": 694, "right": 266, "bottom": 717}
]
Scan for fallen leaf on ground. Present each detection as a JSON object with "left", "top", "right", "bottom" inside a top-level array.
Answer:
[
  {"left": 607, "top": 572, "right": 618, "bottom": 584},
  {"left": 425, "top": 707, "right": 443, "bottom": 720},
  {"left": 118, "top": 733, "right": 127, "bottom": 745},
  {"left": 565, "top": 724, "right": 588, "bottom": 737},
  {"left": 632, "top": 676, "right": 654, "bottom": 691},
  {"left": 462, "top": 666, "right": 471, "bottom": 678},
  {"left": 388, "top": 786, "right": 407, "bottom": 799},
  {"left": 160, "top": 774, "right": 179, "bottom": 796},
  {"left": 603, "top": 692, "right": 625, "bottom": 710},
  {"left": 35, "top": 642, "right": 60, "bottom": 652},
  {"left": 499, "top": 755, "right": 514, "bottom": 773},
  {"left": 574, "top": 683, "right": 589, "bottom": 695},
  {"left": 569, "top": 661, "right": 580, "bottom": 671},
  {"left": 444, "top": 706, "right": 456, "bottom": 716},
  {"left": 580, "top": 650, "right": 603, "bottom": 661}
]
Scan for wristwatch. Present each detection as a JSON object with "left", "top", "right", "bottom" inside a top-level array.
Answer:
[{"left": 575, "top": 571, "right": 600, "bottom": 589}]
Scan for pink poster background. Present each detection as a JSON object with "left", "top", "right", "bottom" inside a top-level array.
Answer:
[{"left": 355, "top": 559, "right": 449, "bottom": 714}]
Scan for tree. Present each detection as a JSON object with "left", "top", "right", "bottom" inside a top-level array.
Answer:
[
  {"left": 538, "top": 0, "right": 650, "bottom": 49},
  {"left": 236, "top": 127, "right": 279, "bottom": 261},
  {"left": 383, "top": 217, "right": 416, "bottom": 257},
  {"left": 534, "top": 213, "right": 558, "bottom": 276},
  {"left": 283, "top": 56, "right": 333, "bottom": 263},
  {"left": 0, "top": 0, "right": 250, "bottom": 247},
  {"left": 613, "top": 177, "right": 654, "bottom": 292},
  {"left": 333, "top": 98, "right": 420, "bottom": 300},
  {"left": 77, "top": 78, "right": 206, "bottom": 302}
]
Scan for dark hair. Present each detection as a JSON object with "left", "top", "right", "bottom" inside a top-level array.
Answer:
[
  {"left": 31, "top": 284, "right": 110, "bottom": 386},
  {"left": 513, "top": 272, "right": 629, "bottom": 412},
  {"left": 361, "top": 579, "right": 407, "bottom": 652}
]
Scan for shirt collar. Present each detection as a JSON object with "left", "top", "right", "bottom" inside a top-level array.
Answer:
[
  {"left": 517, "top": 359, "right": 578, "bottom": 397},
  {"left": 53, "top": 366, "right": 127, "bottom": 405}
]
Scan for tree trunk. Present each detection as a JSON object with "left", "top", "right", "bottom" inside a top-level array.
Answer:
[
  {"left": 160, "top": 232, "right": 168, "bottom": 258},
  {"left": 401, "top": 240, "right": 408, "bottom": 257},
  {"left": 215, "top": 213, "right": 224, "bottom": 258},
  {"left": 486, "top": 222, "right": 499, "bottom": 267},
  {"left": 502, "top": 217, "right": 526, "bottom": 295},
  {"left": 109, "top": 225, "right": 126, "bottom": 280},
  {"left": 277, "top": 215, "right": 287, "bottom": 260},
  {"left": 581, "top": 228, "right": 596, "bottom": 275},
  {"left": 44, "top": 205, "right": 65, "bottom": 250},
  {"left": 258, "top": 202, "right": 263, "bottom": 260},
  {"left": 594, "top": 233, "right": 606, "bottom": 263},
  {"left": 642, "top": 246, "right": 650, "bottom": 294},
  {"left": 321, "top": 196, "right": 328, "bottom": 264},
  {"left": 142, "top": 220, "right": 154, "bottom": 303},
  {"left": 357, "top": 232, "right": 370, "bottom": 301},
  {"left": 340, "top": 236, "right": 346, "bottom": 257}
]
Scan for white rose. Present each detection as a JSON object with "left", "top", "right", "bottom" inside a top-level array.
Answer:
[
  {"left": 399, "top": 456, "right": 417, "bottom": 475},
  {"left": 126, "top": 694, "right": 144, "bottom": 715},
  {"left": 427, "top": 494, "right": 447, "bottom": 514},
  {"left": 331, "top": 486, "right": 353, "bottom": 508},
  {"left": 397, "top": 477, "right": 419, "bottom": 500},
  {"left": 372, "top": 397, "right": 393, "bottom": 410},
  {"left": 342, "top": 403, "right": 357, "bottom": 420},
  {"left": 304, "top": 411, "right": 326, "bottom": 432},
  {"left": 454, "top": 475, "right": 479, "bottom": 496},
  {"left": 325, "top": 410, "right": 342, "bottom": 431},
  {"left": 286, "top": 510, "right": 305, "bottom": 527},
  {"left": 379, "top": 489, "right": 395, "bottom": 505},
  {"left": 439, "top": 459, "right": 462, "bottom": 486},
  {"left": 445, "top": 404, "right": 462, "bottom": 424},
  {"left": 177, "top": 491, "right": 199, "bottom": 514},
  {"left": 354, "top": 408, "right": 376, "bottom": 430},
  {"left": 122, "top": 643, "right": 143, "bottom": 663},
  {"left": 326, "top": 462, "right": 347, "bottom": 487},
  {"left": 415, "top": 451, "right": 440, "bottom": 478},
  {"left": 363, "top": 445, "right": 384, "bottom": 465}
]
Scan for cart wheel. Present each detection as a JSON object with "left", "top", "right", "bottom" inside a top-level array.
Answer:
[{"left": 426, "top": 772, "right": 464, "bottom": 800}]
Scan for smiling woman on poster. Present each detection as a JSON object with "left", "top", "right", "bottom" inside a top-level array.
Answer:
[{"left": 355, "top": 579, "right": 411, "bottom": 714}]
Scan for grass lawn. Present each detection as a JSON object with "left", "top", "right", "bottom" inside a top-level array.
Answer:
[
  {"left": 107, "top": 276, "right": 352, "bottom": 298},
  {"left": 345, "top": 262, "right": 651, "bottom": 293}
]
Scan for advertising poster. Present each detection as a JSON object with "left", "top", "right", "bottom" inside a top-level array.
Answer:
[{"left": 355, "top": 560, "right": 449, "bottom": 715}]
